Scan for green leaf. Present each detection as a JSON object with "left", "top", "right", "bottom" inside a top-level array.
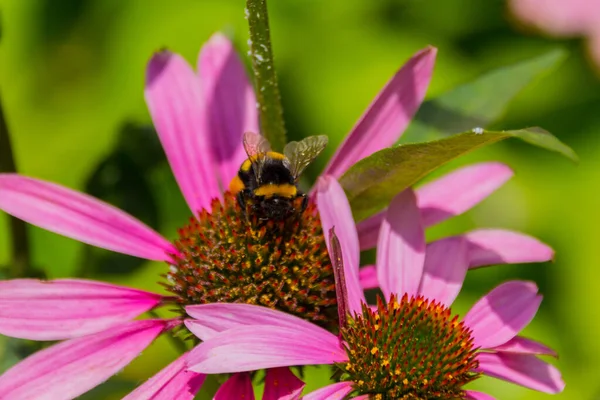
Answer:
[
  {"left": 340, "top": 127, "right": 578, "bottom": 222},
  {"left": 402, "top": 49, "right": 567, "bottom": 143}
]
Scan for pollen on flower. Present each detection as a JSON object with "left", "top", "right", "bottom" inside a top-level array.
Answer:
[
  {"left": 338, "top": 294, "right": 480, "bottom": 399},
  {"left": 164, "top": 192, "right": 337, "bottom": 329}
]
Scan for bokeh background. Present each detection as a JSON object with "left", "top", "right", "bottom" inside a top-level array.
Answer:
[{"left": 0, "top": 0, "right": 597, "bottom": 399}]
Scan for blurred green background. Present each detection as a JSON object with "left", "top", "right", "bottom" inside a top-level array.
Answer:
[{"left": 0, "top": 0, "right": 596, "bottom": 399}]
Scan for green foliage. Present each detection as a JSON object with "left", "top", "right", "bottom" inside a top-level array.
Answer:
[{"left": 341, "top": 127, "right": 577, "bottom": 222}]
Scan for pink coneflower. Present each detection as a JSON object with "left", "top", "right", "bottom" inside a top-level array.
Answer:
[
  {"left": 0, "top": 33, "right": 437, "bottom": 398},
  {"left": 184, "top": 177, "right": 564, "bottom": 399}
]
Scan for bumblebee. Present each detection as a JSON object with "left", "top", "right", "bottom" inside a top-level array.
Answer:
[{"left": 230, "top": 132, "right": 328, "bottom": 220}]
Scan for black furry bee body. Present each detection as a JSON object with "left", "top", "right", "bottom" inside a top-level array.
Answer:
[{"left": 230, "top": 132, "right": 328, "bottom": 221}]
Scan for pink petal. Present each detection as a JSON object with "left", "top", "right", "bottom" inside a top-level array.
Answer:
[
  {"left": 417, "top": 162, "right": 513, "bottom": 227},
  {"left": 465, "top": 229, "right": 554, "bottom": 269},
  {"left": 123, "top": 353, "right": 205, "bottom": 400},
  {"left": 0, "top": 279, "right": 162, "bottom": 340},
  {"left": 187, "top": 325, "right": 347, "bottom": 374},
  {"left": 145, "top": 50, "right": 221, "bottom": 214},
  {"left": 263, "top": 367, "right": 305, "bottom": 400},
  {"left": 463, "top": 281, "right": 542, "bottom": 349},
  {"left": 356, "top": 162, "right": 513, "bottom": 250},
  {"left": 185, "top": 303, "right": 336, "bottom": 342},
  {"left": 492, "top": 336, "right": 558, "bottom": 357},
  {"left": 0, "top": 320, "right": 168, "bottom": 400},
  {"left": 376, "top": 189, "right": 425, "bottom": 298},
  {"left": 323, "top": 47, "right": 436, "bottom": 178},
  {"left": 465, "top": 390, "right": 496, "bottom": 400},
  {"left": 198, "top": 33, "right": 259, "bottom": 187},
  {"left": 214, "top": 373, "right": 255, "bottom": 400},
  {"left": 358, "top": 265, "right": 378, "bottom": 289},
  {"left": 418, "top": 236, "right": 468, "bottom": 306},
  {"left": 0, "top": 174, "right": 175, "bottom": 261},
  {"left": 302, "top": 382, "right": 354, "bottom": 400},
  {"left": 477, "top": 352, "right": 564, "bottom": 394},
  {"left": 355, "top": 212, "right": 384, "bottom": 251},
  {"left": 184, "top": 319, "right": 219, "bottom": 342},
  {"left": 316, "top": 176, "right": 365, "bottom": 314}
]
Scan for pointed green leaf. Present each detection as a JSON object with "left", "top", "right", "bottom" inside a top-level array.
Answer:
[
  {"left": 402, "top": 49, "right": 567, "bottom": 143},
  {"left": 340, "top": 127, "right": 577, "bottom": 222}
]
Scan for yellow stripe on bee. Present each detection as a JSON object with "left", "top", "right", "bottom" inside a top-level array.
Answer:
[
  {"left": 241, "top": 152, "right": 285, "bottom": 172},
  {"left": 247, "top": 151, "right": 285, "bottom": 164},
  {"left": 240, "top": 159, "right": 253, "bottom": 172},
  {"left": 264, "top": 151, "right": 285, "bottom": 160},
  {"left": 254, "top": 184, "right": 297, "bottom": 198},
  {"left": 229, "top": 175, "right": 245, "bottom": 194}
]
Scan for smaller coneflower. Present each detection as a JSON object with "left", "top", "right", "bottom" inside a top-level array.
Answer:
[{"left": 184, "top": 177, "right": 564, "bottom": 399}]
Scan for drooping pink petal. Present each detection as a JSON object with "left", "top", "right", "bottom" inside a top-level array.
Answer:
[
  {"left": 0, "top": 174, "right": 175, "bottom": 261},
  {"left": 122, "top": 353, "right": 205, "bottom": 400},
  {"left": 493, "top": 336, "right": 558, "bottom": 357},
  {"left": 145, "top": 50, "right": 221, "bottom": 214},
  {"left": 463, "top": 281, "right": 542, "bottom": 349},
  {"left": 418, "top": 236, "right": 468, "bottom": 306},
  {"left": 185, "top": 303, "right": 336, "bottom": 342},
  {"left": 198, "top": 33, "right": 259, "bottom": 187},
  {"left": 0, "top": 320, "right": 168, "bottom": 400},
  {"left": 377, "top": 189, "right": 425, "bottom": 299},
  {"left": 0, "top": 279, "right": 162, "bottom": 340},
  {"left": 263, "top": 368, "right": 305, "bottom": 400},
  {"left": 187, "top": 325, "right": 347, "bottom": 374},
  {"left": 302, "top": 382, "right": 354, "bottom": 400},
  {"left": 323, "top": 47, "right": 436, "bottom": 178},
  {"left": 356, "top": 162, "right": 513, "bottom": 250},
  {"left": 465, "top": 390, "right": 496, "bottom": 400},
  {"left": 465, "top": 229, "right": 554, "bottom": 269},
  {"left": 214, "top": 373, "right": 254, "bottom": 400},
  {"left": 358, "top": 265, "right": 378, "bottom": 289},
  {"left": 476, "top": 352, "right": 564, "bottom": 394},
  {"left": 316, "top": 176, "right": 364, "bottom": 314},
  {"left": 417, "top": 162, "right": 513, "bottom": 227}
]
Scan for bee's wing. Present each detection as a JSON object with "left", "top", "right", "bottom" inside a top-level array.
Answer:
[
  {"left": 283, "top": 135, "right": 328, "bottom": 181},
  {"left": 242, "top": 131, "right": 272, "bottom": 182}
]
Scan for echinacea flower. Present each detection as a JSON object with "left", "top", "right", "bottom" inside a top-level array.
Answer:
[
  {"left": 0, "top": 33, "right": 436, "bottom": 398},
  {"left": 184, "top": 177, "right": 564, "bottom": 399}
]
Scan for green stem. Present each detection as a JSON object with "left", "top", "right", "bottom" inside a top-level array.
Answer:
[
  {"left": 246, "top": 0, "right": 287, "bottom": 150},
  {"left": 0, "top": 92, "right": 32, "bottom": 278}
]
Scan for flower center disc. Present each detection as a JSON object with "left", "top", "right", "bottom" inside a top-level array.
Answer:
[
  {"left": 341, "top": 294, "right": 480, "bottom": 399},
  {"left": 167, "top": 192, "right": 337, "bottom": 328}
]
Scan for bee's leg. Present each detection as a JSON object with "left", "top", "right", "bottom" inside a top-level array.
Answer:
[
  {"left": 300, "top": 193, "right": 308, "bottom": 213},
  {"left": 236, "top": 191, "right": 247, "bottom": 213}
]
